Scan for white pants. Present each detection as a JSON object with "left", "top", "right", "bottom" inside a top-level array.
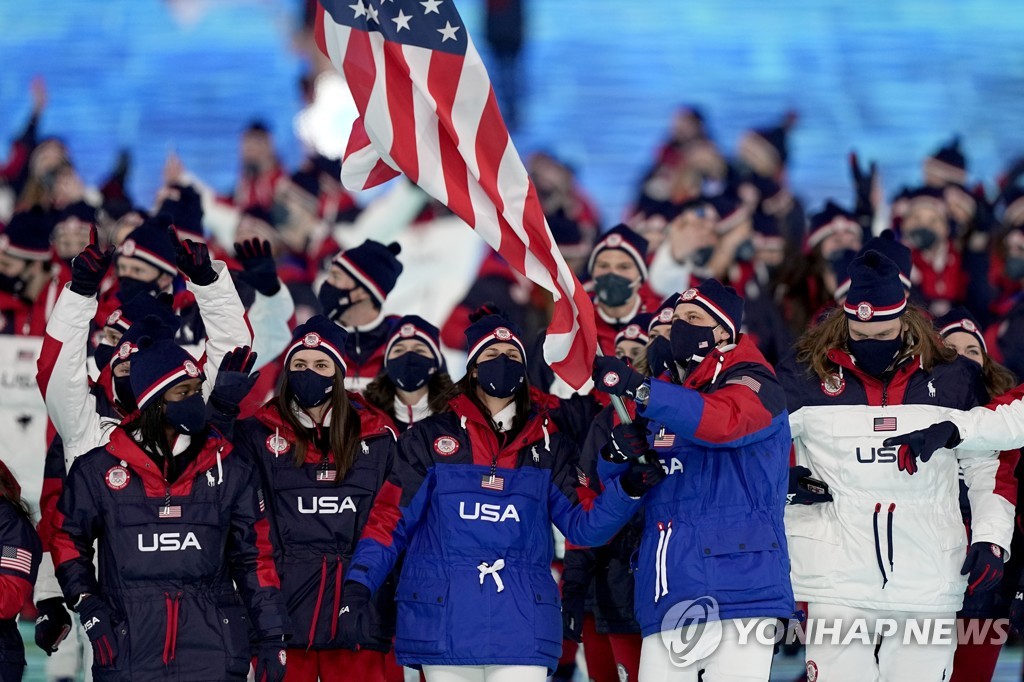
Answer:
[
  {"left": 803, "top": 603, "right": 957, "bottom": 682},
  {"left": 638, "top": 618, "right": 776, "bottom": 681},
  {"left": 422, "top": 664, "right": 548, "bottom": 682},
  {"left": 47, "top": 616, "right": 91, "bottom": 681}
]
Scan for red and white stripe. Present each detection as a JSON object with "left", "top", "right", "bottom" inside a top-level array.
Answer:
[
  {"left": 284, "top": 337, "right": 348, "bottom": 373},
  {"left": 842, "top": 298, "right": 907, "bottom": 322},
  {"left": 314, "top": 3, "right": 596, "bottom": 388}
]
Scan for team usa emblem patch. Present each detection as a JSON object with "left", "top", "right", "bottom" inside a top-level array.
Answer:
[
  {"left": 183, "top": 360, "right": 200, "bottom": 378},
  {"left": 119, "top": 238, "right": 136, "bottom": 257},
  {"left": 855, "top": 301, "right": 874, "bottom": 321},
  {"left": 821, "top": 373, "right": 845, "bottom": 396},
  {"left": 266, "top": 434, "right": 291, "bottom": 456},
  {"left": 105, "top": 465, "right": 130, "bottom": 491},
  {"left": 434, "top": 436, "right": 459, "bottom": 456},
  {"left": 303, "top": 332, "right": 321, "bottom": 348},
  {"left": 400, "top": 323, "right": 416, "bottom": 337},
  {"left": 681, "top": 288, "right": 698, "bottom": 301},
  {"left": 603, "top": 372, "right": 620, "bottom": 387},
  {"left": 494, "top": 327, "right": 512, "bottom": 341},
  {"left": 806, "top": 661, "right": 818, "bottom": 682}
]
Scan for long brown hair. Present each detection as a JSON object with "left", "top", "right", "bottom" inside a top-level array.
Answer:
[
  {"left": 363, "top": 371, "right": 454, "bottom": 423},
  {"left": 0, "top": 462, "right": 30, "bottom": 519},
  {"left": 795, "top": 305, "right": 957, "bottom": 382},
  {"left": 275, "top": 365, "right": 361, "bottom": 483},
  {"left": 980, "top": 355, "right": 1018, "bottom": 400}
]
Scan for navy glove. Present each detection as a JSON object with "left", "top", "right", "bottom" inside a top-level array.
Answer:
[
  {"left": 234, "top": 238, "right": 280, "bottom": 296},
  {"left": 601, "top": 421, "right": 650, "bottom": 464},
  {"left": 593, "top": 356, "right": 645, "bottom": 399},
  {"left": 336, "top": 582, "right": 372, "bottom": 650},
  {"left": 620, "top": 461, "right": 665, "bottom": 498},
  {"left": 961, "top": 543, "right": 1005, "bottom": 596},
  {"left": 253, "top": 639, "right": 287, "bottom": 682},
  {"left": 169, "top": 226, "right": 217, "bottom": 285},
  {"left": 786, "top": 466, "right": 833, "bottom": 506},
  {"left": 34, "top": 597, "right": 72, "bottom": 655},
  {"left": 1009, "top": 581, "right": 1024, "bottom": 634},
  {"left": 69, "top": 227, "right": 113, "bottom": 297},
  {"left": 849, "top": 151, "right": 877, "bottom": 228},
  {"left": 208, "top": 346, "right": 259, "bottom": 437},
  {"left": 77, "top": 596, "right": 119, "bottom": 668},
  {"left": 560, "top": 549, "right": 594, "bottom": 644},
  {"left": 883, "top": 421, "right": 961, "bottom": 476}
]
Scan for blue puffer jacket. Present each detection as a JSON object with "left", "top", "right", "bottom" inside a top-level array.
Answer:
[
  {"left": 607, "top": 336, "right": 795, "bottom": 637},
  {"left": 347, "top": 393, "right": 642, "bottom": 672}
]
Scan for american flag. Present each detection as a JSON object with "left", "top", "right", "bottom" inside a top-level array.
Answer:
[
  {"left": 159, "top": 505, "right": 182, "bottom": 519},
  {"left": 257, "top": 488, "right": 266, "bottom": 514},
  {"left": 315, "top": 0, "right": 596, "bottom": 388},
  {"left": 726, "top": 376, "right": 762, "bottom": 394},
  {"left": 576, "top": 466, "right": 590, "bottom": 488},
  {"left": 653, "top": 429, "right": 676, "bottom": 448},
  {"left": 317, "top": 469, "right": 338, "bottom": 482},
  {"left": 0, "top": 546, "right": 32, "bottom": 575},
  {"left": 481, "top": 474, "right": 505, "bottom": 491},
  {"left": 873, "top": 417, "right": 898, "bottom": 432}
]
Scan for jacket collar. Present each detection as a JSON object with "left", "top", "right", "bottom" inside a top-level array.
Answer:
[
  {"left": 682, "top": 335, "right": 768, "bottom": 389},
  {"left": 106, "top": 425, "right": 231, "bottom": 496}
]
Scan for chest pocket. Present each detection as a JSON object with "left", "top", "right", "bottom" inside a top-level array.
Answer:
[
  {"left": 435, "top": 467, "right": 545, "bottom": 553},
  {"left": 113, "top": 501, "right": 225, "bottom": 581}
]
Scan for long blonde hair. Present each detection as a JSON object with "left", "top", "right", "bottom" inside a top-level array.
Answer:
[{"left": 795, "top": 306, "right": 957, "bottom": 382}]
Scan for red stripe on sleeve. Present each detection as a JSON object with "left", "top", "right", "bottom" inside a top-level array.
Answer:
[
  {"left": 994, "top": 449, "right": 1020, "bottom": 505},
  {"left": 692, "top": 385, "right": 773, "bottom": 444},
  {"left": 253, "top": 516, "right": 280, "bottom": 589},
  {"left": 36, "top": 335, "right": 63, "bottom": 401},
  {"left": 0, "top": 575, "right": 32, "bottom": 620},
  {"left": 360, "top": 480, "right": 403, "bottom": 548},
  {"left": 49, "top": 510, "right": 80, "bottom": 568}
]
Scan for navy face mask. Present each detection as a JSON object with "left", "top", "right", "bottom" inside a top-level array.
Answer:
[
  {"left": 386, "top": 352, "right": 437, "bottom": 392},
  {"left": 164, "top": 393, "right": 207, "bottom": 435},
  {"left": 119, "top": 276, "right": 162, "bottom": 302},
  {"left": 848, "top": 336, "right": 903, "bottom": 377},
  {"left": 670, "top": 319, "right": 718, "bottom": 364},
  {"left": 692, "top": 246, "right": 714, "bottom": 268},
  {"left": 1005, "top": 257, "right": 1024, "bottom": 282},
  {"left": 594, "top": 273, "right": 636, "bottom": 308},
  {"left": 646, "top": 335, "right": 674, "bottom": 378},
  {"left": 94, "top": 344, "right": 115, "bottom": 371},
  {"left": 289, "top": 369, "right": 334, "bottom": 409},
  {"left": 905, "top": 227, "right": 938, "bottom": 251},
  {"left": 317, "top": 282, "right": 358, "bottom": 322},
  {"left": 475, "top": 354, "right": 526, "bottom": 399},
  {"left": 113, "top": 374, "right": 138, "bottom": 413}
]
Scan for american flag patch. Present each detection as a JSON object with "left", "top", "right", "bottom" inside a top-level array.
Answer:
[
  {"left": 654, "top": 428, "right": 676, "bottom": 448},
  {"left": 873, "top": 417, "right": 898, "bottom": 432},
  {"left": 257, "top": 488, "right": 265, "bottom": 513},
  {"left": 0, "top": 546, "right": 31, "bottom": 575},
  {"left": 159, "top": 505, "right": 182, "bottom": 519},
  {"left": 481, "top": 475, "right": 505, "bottom": 491},
  {"left": 726, "top": 376, "right": 762, "bottom": 393},
  {"left": 317, "top": 469, "right": 337, "bottom": 482},
  {"left": 576, "top": 466, "right": 590, "bottom": 488}
]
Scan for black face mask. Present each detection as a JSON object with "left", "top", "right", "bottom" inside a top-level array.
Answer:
[
  {"left": 243, "top": 161, "right": 261, "bottom": 178},
  {"left": 94, "top": 344, "right": 115, "bottom": 371},
  {"left": 1006, "top": 257, "right": 1024, "bottom": 282},
  {"left": 289, "top": 369, "right": 334, "bottom": 409},
  {"left": 164, "top": 393, "right": 207, "bottom": 435},
  {"left": 317, "top": 282, "right": 358, "bottom": 322},
  {"left": 905, "top": 227, "right": 938, "bottom": 251},
  {"left": 848, "top": 336, "right": 903, "bottom": 377},
  {"left": 386, "top": 352, "right": 437, "bottom": 392},
  {"left": 475, "top": 354, "right": 526, "bottom": 399},
  {"left": 119, "top": 276, "right": 162, "bottom": 302},
  {"left": 645, "top": 335, "right": 674, "bottom": 379},
  {"left": 670, "top": 319, "right": 718, "bottom": 363},
  {"left": 594, "top": 273, "right": 636, "bottom": 308},
  {"left": 826, "top": 249, "right": 858, "bottom": 278},
  {"left": 113, "top": 374, "right": 138, "bottom": 413},
  {"left": 0, "top": 272, "right": 27, "bottom": 297},
  {"left": 734, "top": 239, "right": 756, "bottom": 263},
  {"left": 692, "top": 246, "right": 714, "bottom": 268}
]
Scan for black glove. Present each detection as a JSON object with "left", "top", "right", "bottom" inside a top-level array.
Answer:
[
  {"left": 883, "top": 421, "right": 961, "bottom": 476},
  {"left": 849, "top": 151, "right": 877, "bottom": 230},
  {"left": 620, "top": 461, "right": 665, "bottom": 498},
  {"left": 336, "top": 582, "right": 372, "bottom": 650},
  {"left": 207, "top": 346, "right": 259, "bottom": 438},
  {"left": 69, "top": 227, "right": 113, "bottom": 297},
  {"left": 786, "top": 466, "right": 833, "bottom": 506},
  {"left": 234, "top": 238, "right": 280, "bottom": 296},
  {"left": 253, "top": 639, "right": 287, "bottom": 682},
  {"left": 34, "top": 597, "right": 72, "bottom": 655},
  {"left": 601, "top": 421, "right": 650, "bottom": 464},
  {"left": 1009, "top": 581, "right": 1024, "bottom": 634},
  {"left": 560, "top": 549, "right": 593, "bottom": 644},
  {"left": 961, "top": 543, "right": 1005, "bottom": 596},
  {"left": 169, "top": 226, "right": 217, "bottom": 285},
  {"left": 593, "top": 356, "right": 645, "bottom": 399},
  {"left": 77, "top": 596, "right": 119, "bottom": 667}
]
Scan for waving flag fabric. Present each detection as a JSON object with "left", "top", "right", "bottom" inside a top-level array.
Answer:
[{"left": 314, "top": 0, "right": 596, "bottom": 388}]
